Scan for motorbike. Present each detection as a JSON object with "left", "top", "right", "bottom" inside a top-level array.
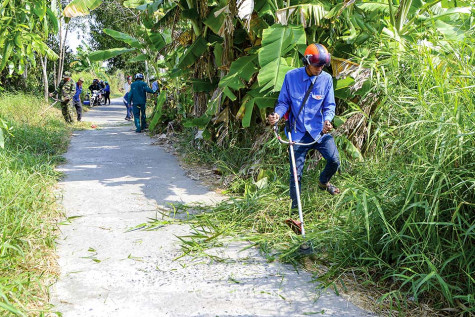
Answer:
[
  {"left": 83, "top": 93, "right": 90, "bottom": 106},
  {"left": 98, "top": 89, "right": 105, "bottom": 105},
  {"left": 90, "top": 90, "right": 102, "bottom": 106}
]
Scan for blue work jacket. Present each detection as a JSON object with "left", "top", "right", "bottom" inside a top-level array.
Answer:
[
  {"left": 274, "top": 67, "right": 335, "bottom": 142},
  {"left": 127, "top": 80, "right": 155, "bottom": 105},
  {"left": 73, "top": 82, "right": 82, "bottom": 102}
]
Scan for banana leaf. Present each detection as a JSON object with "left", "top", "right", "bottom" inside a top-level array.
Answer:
[
  {"left": 242, "top": 95, "right": 254, "bottom": 128},
  {"left": 213, "top": 42, "right": 223, "bottom": 67},
  {"left": 149, "top": 92, "right": 167, "bottom": 132},
  {"left": 103, "top": 29, "right": 143, "bottom": 49},
  {"left": 223, "top": 87, "right": 237, "bottom": 101},
  {"left": 129, "top": 54, "right": 148, "bottom": 62},
  {"left": 333, "top": 77, "right": 355, "bottom": 100},
  {"left": 237, "top": 0, "right": 254, "bottom": 29},
  {"left": 254, "top": 96, "right": 277, "bottom": 109},
  {"left": 434, "top": 20, "right": 467, "bottom": 40},
  {"left": 258, "top": 24, "right": 306, "bottom": 67},
  {"left": 191, "top": 78, "right": 219, "bottom": 92},
  {"left": 204, "top": 7, "right": 226, "bottom": 35},
  {"left": 254, "top": 0, "right": 277, "bottom": 18},
  {"left": 247, "top": 89, "right": 278, "bottom": 109},
  {"left": 123, "top": 0, "right": 148, "bottom": 8},
  {"left": 146, "top": 30, "right": 167, "bottom": 51},
  {"left": 136, "top": 0, "right": 163, "bottom": 11},
  {"left": 63, "top": 0, "right": 102, "bottom": 17},
  {"left": 276, "top": 3, "right": 326, "bottom": 28},
  {"left": 88, "top": 48, "right": 135, "bottom": 62},
  {"left": 356, "top": 2, "right": 390, "bottom": 15},
  {"left": 341, "top": 136, "right": 364, "bottom": 162},
  {"left": 218, "top": 55, "right": 258, "bottom": 91},
  {"left": 257, "top": 24, "right": 305, "bottom": 92},
  {"left": 176, "top": 36, "right": 208, "bottom": 69},
  {"left": 257, "top": 57, "right": 293, "bottom": 92}
]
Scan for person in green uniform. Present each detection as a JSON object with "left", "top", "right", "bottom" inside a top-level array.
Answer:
[
  {"left": 50, "top": 71, "right": 76, "bottom": 123},
  {"left": 127, "top": 73, "right": 157, "bottom": 133}
]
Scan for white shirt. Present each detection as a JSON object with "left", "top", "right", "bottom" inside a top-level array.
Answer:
[{"left": 123, "top": 82, "right": 131, "bottom": 93}]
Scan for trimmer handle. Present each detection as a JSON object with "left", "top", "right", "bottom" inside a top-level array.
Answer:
[{"left": 272, "top": 119, "right": 324, "bottom": 146}]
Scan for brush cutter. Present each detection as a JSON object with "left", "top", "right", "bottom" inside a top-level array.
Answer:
[
  {"left": 39, "top": 98, "right": 61, "bottom": 117},
  {"left": 273, "top": 121, "right": 324, "bottom": 253}
]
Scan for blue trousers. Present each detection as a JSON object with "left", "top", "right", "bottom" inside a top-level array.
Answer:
[
  {"left": 289, "top": 132, "right": 340, "bottom": 208},
  {"left": 124, "top": 93, "right": 133, "bottom": 119},
  {"left": 133, "top": 104, "right": 147, "bottom": 132}
]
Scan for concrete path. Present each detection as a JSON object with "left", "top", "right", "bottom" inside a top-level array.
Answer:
[{"left": 51, "top": 98, "right": 374, "bottom": 316}]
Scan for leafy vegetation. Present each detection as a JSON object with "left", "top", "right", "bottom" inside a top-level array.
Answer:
[
  {"left": 0, "top": 0, "right": 58, "bottom": 75},
  {"left": 172, "top": 36, "right": 474, "bottom": 315},
  {"left": 0, "top": 93, "right": 70, "bottom": 315}
]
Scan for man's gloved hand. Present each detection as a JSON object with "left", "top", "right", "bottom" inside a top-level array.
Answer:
[
  {"left": 62, "top": 97, "right": 70, "bottom": 103},
  {"left": 322, "top": 120, "right": 333, "bottom": 133},
  {"left": 267, "top": 112, "right": 280, "bottom": 125}
]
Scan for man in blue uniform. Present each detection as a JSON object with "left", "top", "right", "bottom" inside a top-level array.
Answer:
[
  {"left": 104, "top": 81, "right": 111, "bottom": 105},
  {"left": 73, "top": 77, "right": 84, "bottom": 121},
  {"left": 127, "top": 73, "right": 156, "bottom": 133},
  {"left": 268, "top": 43, "right": 340, "bottom": 209}
]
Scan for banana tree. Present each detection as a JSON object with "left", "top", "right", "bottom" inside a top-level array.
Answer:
[
  {"left": 329, "top": 0, "right": 474, "bottom": 52},
  {"left": 0, "top": 0, "right": 59, "bottom": 77},
  {"left": 70, "top": 43, "right": 109, "bottom": 77}
]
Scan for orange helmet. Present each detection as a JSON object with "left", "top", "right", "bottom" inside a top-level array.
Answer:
[{"left": 302, "top": 43, "right": 331, "bottom": 67}]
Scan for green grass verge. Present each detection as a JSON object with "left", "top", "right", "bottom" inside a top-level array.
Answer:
[{"left": 0, "top": 93, "right": 71, "bottom": 316}]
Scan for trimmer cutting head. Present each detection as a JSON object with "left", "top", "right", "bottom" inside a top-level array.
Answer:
[
  {"left": 285, "top": 218, "right": 302, "bottom": 235},
  {"left": 299, "top": 242, "right": 314, "bottom": 255},
  {"left": 285, "top": 219, "right": 315, "bottom": 255}
]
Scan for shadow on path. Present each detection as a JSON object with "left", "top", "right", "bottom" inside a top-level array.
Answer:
[{"left": 51, "top": 98, "right": 375, "bottom": 317}]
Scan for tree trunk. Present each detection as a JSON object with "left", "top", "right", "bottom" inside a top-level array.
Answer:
[
  {"left": 40, "top": 55, "right": 49, "bottom": 101},
  {"left": 22, "top": 63, "right": 28, "bottom": 90},
  {"left": 53, "top": 61, "right": 57, "bottom": 88},
  {"left": 56, "top": 20, "right": 70, "bottom": 85},
  {"left": 56, "top": 18, "right": 63, "bottom": 85},
  {"left": 60, "top": 25, "right": 70, "bottom": 77},
  {"left": 193, "top": 58, "right": 208, "bottom": 117},
  {"left": 145, "top": 59, "right": 149, "bottom": 83}
]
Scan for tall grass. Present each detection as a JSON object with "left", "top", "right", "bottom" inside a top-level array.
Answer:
[
  {"left": 329, "top": 39, "right": 475, "bottom": 313},
  {"left": 174, "top": 38, "right": 474, "bottom": 315},
  {"left": 0, "top": 93, "right": 70, "bottom": 316}
]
